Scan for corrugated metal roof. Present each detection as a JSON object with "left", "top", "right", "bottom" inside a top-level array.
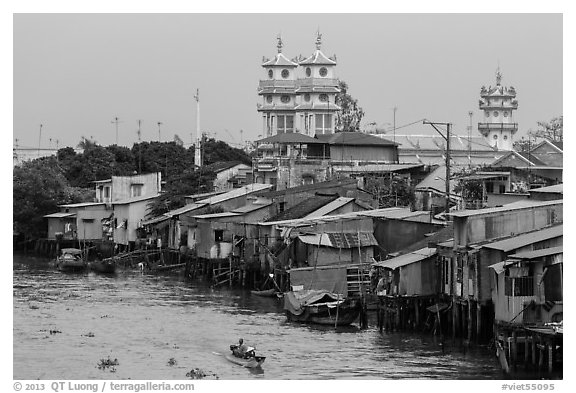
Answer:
[
  {"left": 334, "top": 163, "right": 423, "bottom": 173},
  {"left": 372, "top": 247, "right": 437, "bottom": 269},
  {"left": 304, "top": 197, "right": 355, "bottom": 218},
  {"left": 194, "top": 212, "right": 241, "bottom": 219},
  {"left": 482, "top": 225, "right": 563, "bottom": 252},
  {"left": 232, "top": 201, "right": 272, "bottom": 214},
  {"left": 112, "top": 194, "right": 159, "bottom": 205},
  {"left": 449, "top": 200, "right": 562, "bottom": 218},
  {"left": 508, "top": 246, "right": 563, "bottom": 260},
  {"left": 44, "top": 212, "right": 76, "bottom": 218},
  {"left": 530, "top": 184, "right": 563, "bottom": 194},
  {"left": 195, "top": 184, "right": 273, "bottom": 205},
  {"left": 315, "top": 132, "right": 397, "bottom": 146},
  {"left": 141, "top": 215, "right": 170, "bottom": 226},
  {"left": 164, "top": 203, "right": 207, "bottom": 217},
  {"left": 58, "top": 201, "right": 105, "bottom": 208},
  {"left": 256, "top": 133, "right": 320, "bottom": 144},
  {"left": 297, "top": 232, "right": 378, "bottom": 248}
]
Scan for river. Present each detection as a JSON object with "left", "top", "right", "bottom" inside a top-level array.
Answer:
[{"left": 13, "top": 253, "right": 504, "bottom": 380}]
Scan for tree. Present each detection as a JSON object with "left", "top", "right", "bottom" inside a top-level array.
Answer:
[
  {"left": 335, "top": 80, "right": 365, "bottom": 132},
  {"left": 147, "top": 167, "right": 216, "bottom": 217},
  {"left": 202, "top": 137, "right": 252, "bottom": 166},
  {"left": 13, "top": 156, "right": 92, "bottom": 238},
  {"left": 364, "top": 175, "right": 414, "bottom": 208},
  {"left": 533, "top": 116, "right": 563, "bottom": 142}
]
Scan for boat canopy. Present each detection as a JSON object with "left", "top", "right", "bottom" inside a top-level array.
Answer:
[
  {"left": 284, "top": 290, "right": 341, "bottom": 316},
  {"left": 61, "top": 248, "right": 83, "bottom": 254}
]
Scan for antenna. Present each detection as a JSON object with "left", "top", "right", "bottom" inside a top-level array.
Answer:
[
  {"left": 111, "top": 117, "right": 123, "bottom": 145},
  {"left": 393, "top": 106, "right": 397, "bottom": 144}
]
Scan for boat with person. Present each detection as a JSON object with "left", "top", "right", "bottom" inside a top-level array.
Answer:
[
  {"left": 225, "top": 341, "right": 265, "bottom": 368},
  {"left": 55, "top": 248, "right": 87, "bottom": 272},
  {"left": 250, "top": 288, "right": 279, "bottom": 297},
  {"left": 283, "top": 289, "right": 361, "bottom": 326}
]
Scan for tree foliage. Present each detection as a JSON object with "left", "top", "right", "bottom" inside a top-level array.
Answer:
[
  {"left": 13, "top": 157, "right": 93, "bottom": 238},
  {"left": 14, "top": 136, "right": 252, "bottom": 237},
  {"left": 364, "top": 175, "right": 414, "bottom": 208},
  {"left": 534, "top": 116, "right": 563, "bottom": 142},
  {"left": 335, "top": 80, "right": 365, "bottom": 132}
]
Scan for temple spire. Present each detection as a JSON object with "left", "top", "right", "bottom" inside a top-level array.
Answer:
[
  {"left": 315, "top": 30, "right": 322, "bottom": 50},
  {"left": 277, "top": 34, "right": 283, "bottom": 53},
  {"left": 496, "top": 66, "right": 502, "bottom": 86}
]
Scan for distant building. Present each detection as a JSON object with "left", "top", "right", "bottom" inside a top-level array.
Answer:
[
  {"left": 478, "top": 68, "right": 519, "bottom": 151},
  {"left": 257, "top": 32, "right": 340, "bottom": 137},
  {"left": 204, "top": 161, "right": 252, "bottom": 192}
]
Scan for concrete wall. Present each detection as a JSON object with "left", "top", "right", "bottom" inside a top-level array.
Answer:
[
  {"left": 486, "top": 193, "right": 529, "bottom": 207},
  {"left": 76, "top": 205, "right": 111, "bottom": 240},
  {"left": 213, "top": 164, "right": 251, "bottom": 192},
  {"left": 98, "top": 172, "right": 161, "bottom": 202},
  {"left": 47, "top": 218, "right": 76, "bottom": 240},
  {"left": 113, "top": 199, "right": 153, "bottom": 245}
]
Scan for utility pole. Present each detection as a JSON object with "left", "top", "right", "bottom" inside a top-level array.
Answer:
[
  {"left": 38, "top": 123, "right": 43, "bottom": 157},
  {"left": 393, "top": 106, "right": 397, "bottom": 144},
  {"left": 194, "top": 89, "right": 201, "bottom": 167},
  {"left": 111, "top": 117, "right": 122, "bottom": 145},
  {"left": 423, "top": 120, "right": 451, "bottom": 216},
  {"left": 467, "top": 111, "right": 473, "bottom": 167},
  {"left": 137, "top": 120, "right": 142, "bottom": 174},
  {"left": 157, "top": 121, "right": 163, "bottom": 142}
]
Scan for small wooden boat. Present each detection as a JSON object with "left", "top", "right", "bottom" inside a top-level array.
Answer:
[
  {"left": 225, "top": 345, "right": 265, "bottom": 368},
  {"left": 56, "top": 248, "right": 87, "bottom": 272},
  {"left": 250, "top": 288, "right": 279, "bottom": 297},
  {"left": 284, "top": 290, "right": 361, "bottom": 326},
  {"left": 90, "top": 258, "right": 116, "bottom": 274},
  {"left": 224, "top": 354, "right": 266, "bottom": 368}
]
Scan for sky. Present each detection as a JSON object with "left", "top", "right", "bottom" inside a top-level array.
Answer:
[{"left": 13, "top": 13, "right": 562, "bottom": 150}]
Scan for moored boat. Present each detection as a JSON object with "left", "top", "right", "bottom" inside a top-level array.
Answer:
[
  {"left": 55, "top": 248, "right": 87, "bottom": 272},
  {"left": 283, "top": 289, "right": 361, "bottom": 326},
  {"left": 90, "top": 258, "right": 116, "bottom": 274},
  {"left": 250, "top": 288, "right": 279, "bottom": 297}
]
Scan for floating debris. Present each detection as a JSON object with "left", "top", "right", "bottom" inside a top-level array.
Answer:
[
  {"left": 186, "top": 368, "right": 218, "bottom": 380},
  {"left": 29, "top": 303, "right": 39, "bottom": 310},
  {"left": 100, "top": 315, "right": 110, "bottom": 318},
  {"left": 82, "top": 332, "right": 95, "bottom": 338},
  {"left": 97, "top": 357, "right": 119, "bottom": 371},
  {"left": 168, "top": 358, "right": 177, "bottom": 366},
  {"left": 49, "top": 330, "right": 62, "bottom": 335}
]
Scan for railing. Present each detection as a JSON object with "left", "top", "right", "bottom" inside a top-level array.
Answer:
[
  {"left": 258, "top": 80, "right": 296, "bottom": 89},
  {"left": 477, "top": 123, "right": 518, "bottom": 130},
  {"left": 296, "top": 78, "right": 339, "bottom": 88},
  {"left": 505, "top": 276, "right": 534, "bottom": 297}
]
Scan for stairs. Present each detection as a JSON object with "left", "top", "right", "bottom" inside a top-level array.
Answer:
[{"left": 346, "top": 265, "right": 371, "bottom": 298}]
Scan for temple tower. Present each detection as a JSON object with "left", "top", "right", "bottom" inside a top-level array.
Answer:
[
  {"left": 257, "top": 35, "right": 299, "bottom": 137},
  {"left": 478, "top": 68, "right": 518, "bottom": 151},
  {"left": 294, "top": 32, "right": 340, "bottom": 136}
]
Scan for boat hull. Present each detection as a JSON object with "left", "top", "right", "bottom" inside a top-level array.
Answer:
[
  {"left": 286, "top": 301, "right": 361, "bottom": 326},
  {"left": 225, "top": 354, "right": 265, "bottom": 368},
  {"left": 90, "top": 260, "right": 116, "bottom": 274},
  {"left": 284, "top": 290, "right": 361, "bottom": 326},
  {"left": 251, "top": 289, "right": 278, "bottom": 297}
]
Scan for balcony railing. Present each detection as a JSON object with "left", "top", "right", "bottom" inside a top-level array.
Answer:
[
  {"left": 296, "top": 78, "right": 339, "bottom": 88},
  {"left": 477, "top": 123, "right": 518, "bottom": 130},
  {"left": 258, "top": 80, "right": 296, "bottom": 89}
]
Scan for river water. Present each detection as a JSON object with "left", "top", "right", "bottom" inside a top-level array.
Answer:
[{"left": 13, "top": 253, "right": 504, "bottom": 380}]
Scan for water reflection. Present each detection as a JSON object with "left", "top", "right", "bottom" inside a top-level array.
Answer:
[{"left": 13, "top": 253, "right": 503, "bottom": 380}]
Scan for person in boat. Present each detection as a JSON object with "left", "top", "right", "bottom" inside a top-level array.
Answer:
[{"left": 233, "top": 338, "right": 255, "bottom": 359}]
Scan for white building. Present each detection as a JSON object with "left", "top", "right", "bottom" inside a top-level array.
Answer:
[
  {"left": 478, "top": 68, "right": 519, "bottom": 151},
  {"left": 257, "top": 32, "right": 341, "bottom": 137}
]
